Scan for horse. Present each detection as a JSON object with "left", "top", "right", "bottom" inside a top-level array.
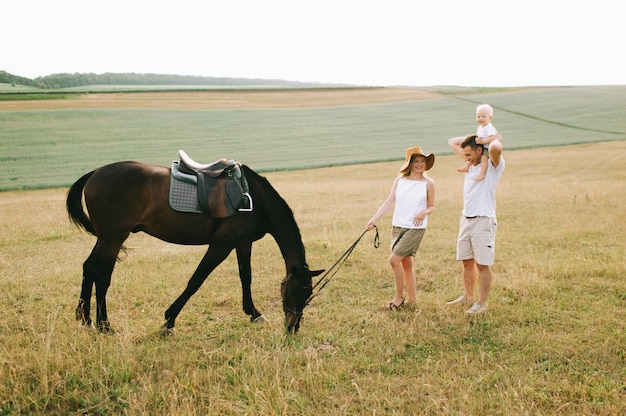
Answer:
[{"left": 66, "top": 158, "right": 323, "bottom": 334}]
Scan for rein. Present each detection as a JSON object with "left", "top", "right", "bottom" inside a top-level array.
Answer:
[{"left": 304, "top": 225, "right": 379, "bottom": 307}]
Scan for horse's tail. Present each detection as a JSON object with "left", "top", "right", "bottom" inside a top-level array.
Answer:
[{"left": 66, "top": 170, "right": 97, "bottom": 236}]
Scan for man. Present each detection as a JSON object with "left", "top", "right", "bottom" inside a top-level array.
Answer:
[{"left": 447, "top": 133, "right": 504, "bottom": 314}]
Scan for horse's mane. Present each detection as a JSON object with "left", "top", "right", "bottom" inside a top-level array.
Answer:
[
  {"left": 242, "top": 165, "right": 306, "bottom": 258},
  {"left": 242, "top": 165, "right": 294, "bottom": 215}
]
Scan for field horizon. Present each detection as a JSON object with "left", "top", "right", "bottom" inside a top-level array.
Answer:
[{"left": 2, "top": 85, "right": 625, "bottom": 191}]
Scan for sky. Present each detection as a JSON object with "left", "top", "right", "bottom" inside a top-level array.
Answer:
[{"left": 3, "top": 0, "right": 625, "bottom": 87}]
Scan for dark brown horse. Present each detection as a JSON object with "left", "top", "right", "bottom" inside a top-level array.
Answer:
[{"left": 66, "top": 160, "right": 323, "bottom": 334}]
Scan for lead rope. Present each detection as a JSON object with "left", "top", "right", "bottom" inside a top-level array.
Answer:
[{"left": 305, "top": 225, "right": 379, "bottom": 307}]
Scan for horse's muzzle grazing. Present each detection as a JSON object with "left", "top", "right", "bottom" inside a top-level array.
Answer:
[
  {"left": 280, "top": 266, "right": 322, "bottom": 334},
  {"left": 283, "top": 306, "right": 303, "bottom": 334}
]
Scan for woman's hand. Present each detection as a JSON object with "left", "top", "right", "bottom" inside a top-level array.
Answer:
[{"left": 412, "top": 212, "right": 425, "bottom": 226}]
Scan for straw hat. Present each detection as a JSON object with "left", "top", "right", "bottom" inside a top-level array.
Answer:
[{"left": 399, "top": 146, "right": 435, "bottom": 173}]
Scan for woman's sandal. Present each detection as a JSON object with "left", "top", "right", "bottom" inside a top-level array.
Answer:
[{"left": 387, "top": 298, "right": 405, "bottom": 311}]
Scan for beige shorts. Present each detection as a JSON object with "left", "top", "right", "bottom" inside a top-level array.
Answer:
[
  {"left": 390, "top": 227, "right": 425, "bottom": 257},
  {"left": 456, "top": 216, "right": 497, "bottom": 265}
]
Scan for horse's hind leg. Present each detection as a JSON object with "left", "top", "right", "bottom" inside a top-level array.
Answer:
[
  {"left": 76, "top": 246, "right": 99, "bottom": 328},
  {"left": 77, "top": 239, "right": 123, "bottom": 333},
  {"left": 76, "top": 276, "right": 94, "bottom": 328}
]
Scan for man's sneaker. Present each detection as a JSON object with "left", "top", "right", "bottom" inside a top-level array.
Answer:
[
  {"left": 446, "top": 295, "right": 472, "bottom": 305},
  {"left": 465, "top": 302, "right": 488, "bottom": 315}
]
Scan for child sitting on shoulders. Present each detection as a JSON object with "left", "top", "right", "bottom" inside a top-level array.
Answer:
[{"left": 458, "top": 104, "right": 501, "bottom": 181}]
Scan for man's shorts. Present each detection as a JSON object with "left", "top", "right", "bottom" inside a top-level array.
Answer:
[
  {"left": 456, "top": 216, "right": 497, "bottom": 265},
  {"left": 390, "top": 227, "right": 425, "bottom": 257}
]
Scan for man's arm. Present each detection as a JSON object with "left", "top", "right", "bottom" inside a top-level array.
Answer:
[
  {"left": 448, "top": 136, "right": 466, "bottom": 158},
  {"left": 489, "top": 134, "right": 503, "bottom": 167}
]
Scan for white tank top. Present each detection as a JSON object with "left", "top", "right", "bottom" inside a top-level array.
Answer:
[{"left": 392, "top": 178, "right": 428, "bottom": 229}]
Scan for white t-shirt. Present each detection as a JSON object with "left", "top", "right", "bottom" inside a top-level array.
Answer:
[
  {"left": 392, "top": 178, "right": 429, "bottom": 229},
  {"left": 462, "top": 158, "right": 505, "bottom": 218},
  {"left": 477, "top": 122, "right": 498, "bottom": 149}
]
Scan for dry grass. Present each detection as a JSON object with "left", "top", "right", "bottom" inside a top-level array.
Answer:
[
  {"left": 0, "top": 88, "right": 442, "bottom": 110},
  {"left": 1, "top": 141, "right": 624, "bottom": 414}
]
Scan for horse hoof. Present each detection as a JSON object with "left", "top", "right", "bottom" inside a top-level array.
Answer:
[
  {"left": 95, "top": 321, "right": 115, "bottom": 334},
  {"left": 79, "top": 322, "right": 95, "bottom": 331},
  {"left": 160, "top": 326, "right": 176, "bottom": 337},
  {"left": 252, "top": 315, "right": 269, "bottom": 323},
  {"left": 98, "top": 327, "right": 115, "bottom": 334}
]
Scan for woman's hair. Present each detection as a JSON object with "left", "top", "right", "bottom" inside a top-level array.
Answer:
[{"left": 400, "top": 155, "right": 429, "bottom": 177}]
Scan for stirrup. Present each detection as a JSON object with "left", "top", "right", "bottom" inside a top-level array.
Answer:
[{"left": 239, "top": 192, "right": 253, "bottom": 212}]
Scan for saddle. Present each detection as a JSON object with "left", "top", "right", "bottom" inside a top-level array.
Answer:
[{"left": 170, "top": 150, "right": 252, "bottom": 218}]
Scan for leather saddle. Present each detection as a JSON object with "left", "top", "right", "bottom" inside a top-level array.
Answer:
[{"left": 174, "top": 150, "right": 252, "bottom": 218}]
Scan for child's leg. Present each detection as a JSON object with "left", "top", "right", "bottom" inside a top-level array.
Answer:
[
  {"left": 457, "top": 159, "right": 471, "bottom": 173},
  {"left": 474, "top": 155, "right": 489, "bottom": 181}
]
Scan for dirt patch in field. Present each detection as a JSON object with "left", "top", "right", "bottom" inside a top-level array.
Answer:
[{"left": 0, "top": 88, "right": 444, "bottom": 110}]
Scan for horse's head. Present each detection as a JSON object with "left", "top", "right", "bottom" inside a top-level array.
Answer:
[{"left": 281, "top": 266, "right": 324, "bottom": 333}]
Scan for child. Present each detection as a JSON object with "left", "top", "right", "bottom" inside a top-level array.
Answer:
[{"left": 457, "top": 104, "right": 500, "bottom": 181}]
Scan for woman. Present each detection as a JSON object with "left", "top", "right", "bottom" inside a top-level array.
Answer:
[{"left": 366, "top": 146, "right": 435, "bottom": 309}]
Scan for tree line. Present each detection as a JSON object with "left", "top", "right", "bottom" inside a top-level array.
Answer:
[
  {"left": 0, "top": 70, "right": 311, "bottom": 89},
  {"left": 0, "top": 71, "right": 42, "bottom": 88}
]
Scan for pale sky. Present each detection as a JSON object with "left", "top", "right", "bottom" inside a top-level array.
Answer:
[{"left": 3, "top": 0, "right": 624, "bottom": 87}]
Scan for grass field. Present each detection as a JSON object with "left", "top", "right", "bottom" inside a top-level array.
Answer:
[
  {"left": 0, "top": 88, "right": 624, "bottom": 414},
  {"left": 1, "top": 86, "right": 624, "bottom": 191},
  {"left": 1, "top": 142, "right": 624, "bottom": 414}
]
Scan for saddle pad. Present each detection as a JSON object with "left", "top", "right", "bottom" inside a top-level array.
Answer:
[{"left": 169, "top": 175, "right": 202, "bottom": 214}]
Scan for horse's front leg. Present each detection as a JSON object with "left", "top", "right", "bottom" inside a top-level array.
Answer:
[
  {"left": 236, "top": 243, "right": 266, "bottom": 323},
  {"left": 162, "top": 245, "right": 232, "bottom": 335}
]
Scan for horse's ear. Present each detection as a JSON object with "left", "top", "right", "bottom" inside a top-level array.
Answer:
[{"left": 310, "top": 269, "right": 325, "bottom": 277}]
